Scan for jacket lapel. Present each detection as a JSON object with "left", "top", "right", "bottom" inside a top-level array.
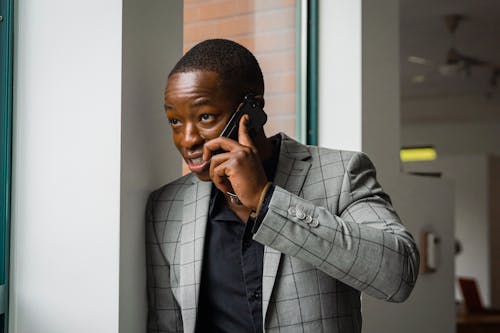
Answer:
[
  {"left": 179, "top": 177, "right": 212, "bottom": 333},
  {"left": 261, "top": 133, "right": 312, "bottom": 323}
]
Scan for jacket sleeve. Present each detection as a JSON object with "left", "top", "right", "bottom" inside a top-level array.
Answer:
[{"left": 252, "top": 152, "right": 419, "bottom": 302}]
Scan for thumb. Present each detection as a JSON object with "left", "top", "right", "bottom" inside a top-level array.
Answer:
[{"left": 238, "top": 114, "right": 255, "bottom": 148}]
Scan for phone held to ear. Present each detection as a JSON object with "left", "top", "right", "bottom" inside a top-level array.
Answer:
[{"left": 214, "top": 94, "right": 267, "bottom": 154}]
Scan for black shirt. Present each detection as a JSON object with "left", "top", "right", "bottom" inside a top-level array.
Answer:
[{"left": 195, "top": 135, "right": 280, "bottom": 333}]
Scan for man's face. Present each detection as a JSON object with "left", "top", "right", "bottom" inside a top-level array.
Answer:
[{"left": 164, "top": 70, "right": 237, "bottom": 181}]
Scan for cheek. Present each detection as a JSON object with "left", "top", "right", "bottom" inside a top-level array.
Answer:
[
  {"left": 172, "top": 132, "right": 184, "bottom": 151},
  {"left": 200, "top": 115, "right": 233, "bottom": 139},
  {"left": 198, "top": 126, "right": 223, "bottom": 140}
]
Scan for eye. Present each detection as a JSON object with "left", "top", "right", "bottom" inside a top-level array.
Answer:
[
  {"left": 200, "top": 114, "right": 215, "bottom": 122},
  {"left": 168, "top": 118, "right": 181, "bottom": 127}
]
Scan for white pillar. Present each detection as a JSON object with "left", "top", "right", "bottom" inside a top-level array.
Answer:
[
  {"left": 318, "top": 0, "right": 362, "bottom": 152},
  {"left": 361, "top": 0, "right": 401, "bottom": 178},
  {"left": 10, "top": 1, "right": 182, "bottom": 332}
]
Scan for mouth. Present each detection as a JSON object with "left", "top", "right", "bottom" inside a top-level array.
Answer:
[{"left": 185, "top": 156, "right": 210, "bottom": 173}]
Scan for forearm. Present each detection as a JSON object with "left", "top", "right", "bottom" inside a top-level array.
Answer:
[{"left": 253, "top": 185, "right": 419, "bottom": 302}]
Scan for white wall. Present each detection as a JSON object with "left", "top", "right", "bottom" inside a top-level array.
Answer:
[
  {"left": 404, "top": 156, "right": 490, "bottom": 306},
  {"left": 402, "top": 94, "right": 500, "bottom": 125},
  {"left": 402, "top": 120, "right": 500, "bottom": 156},
  {"left": 361, "top": 0, "right": 401, "bottom": 179},
  {"left": 11, "top": 1, "right": 182, "bottom": 332},
  {"left": 11, "top": 1, "right": 122, "bottom": 331},
  {"left": 120, "top": 1, "right": 182, "bottom": 332}
]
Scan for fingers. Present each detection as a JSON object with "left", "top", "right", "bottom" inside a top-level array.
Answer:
[
  {"left": 202, "top": 136, "right": 241, "bottom": 161},
  {"left": 209, "top": 149, "right": 255, "bottom": 195},
  {"left": 212, "top": 162, "right": 232, "bottom": 193},
  {"left": 209, "top": 153, "right": 232, "bottom": 193},
  {"left": 201, "top": 114, "right": 262, "bottom": 201},
  {"left": 209, "top": 150, "right": 250, "bottom": 180},
  {"left": 205, "top": 126, "right": 267, "bottom": 208},
  {"left": 202, "top": 116, "right": 256, "bottom": 160},
  {"left": 238, "top": 115, "right": 256, "bottom": 149}
]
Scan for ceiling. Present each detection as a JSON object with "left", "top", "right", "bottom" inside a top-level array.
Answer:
[{"left": 400, "top": 0, "right": 500, "bottom": 100}]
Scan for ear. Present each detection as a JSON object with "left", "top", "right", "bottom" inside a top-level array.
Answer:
[{"left": 253, "top": 95, "right": 265, "bottom": 108}]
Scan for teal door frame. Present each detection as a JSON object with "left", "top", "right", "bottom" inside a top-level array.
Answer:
[{"left": 0, "top": 0, "right": 14, "bottom": 331}]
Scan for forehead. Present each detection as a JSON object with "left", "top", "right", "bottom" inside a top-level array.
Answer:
[{"left": 165, "top": 71, "right": 222, "bottom": 98}]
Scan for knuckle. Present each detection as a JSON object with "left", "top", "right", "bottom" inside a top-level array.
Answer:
[
  {"left": 240, "top": 147, "right": 252, "bottom": 157},
  {"left": 235, "top": 150, "right": 247, "bottom": 159}
]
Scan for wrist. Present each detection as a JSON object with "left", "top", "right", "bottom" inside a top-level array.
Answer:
[{"left": 250, "top": 181, "right": 273, "bottom": 218}]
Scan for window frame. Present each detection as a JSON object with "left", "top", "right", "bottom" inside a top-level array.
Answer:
[
  {"left": 296, "top": 0, "right": 318, "bottom": 145},
  {"left": 0, "top": 0, "right": 14, "bottom": 331}
]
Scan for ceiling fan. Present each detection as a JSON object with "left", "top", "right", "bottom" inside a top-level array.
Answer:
[
  {"left": 408, "top": 14, "right": 487, "bottom": 77},
  {"left": 408, "top": 13, "right": 500, "bottom": 95},
  {"left": 437, "top": 14, "right": 487, "bottom": 77}
]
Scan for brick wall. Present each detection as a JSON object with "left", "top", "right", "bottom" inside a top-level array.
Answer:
[{"left": 184, "top": 0, "right": 297, "bottom": 137}]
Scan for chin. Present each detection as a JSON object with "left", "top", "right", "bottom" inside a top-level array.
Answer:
[{"left": 194, "top": 172, "right": 211, "bottom": 182}]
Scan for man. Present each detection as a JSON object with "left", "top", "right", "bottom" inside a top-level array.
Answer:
[{"left": 146, "top": 39, "right": 419, "bottom": 333}]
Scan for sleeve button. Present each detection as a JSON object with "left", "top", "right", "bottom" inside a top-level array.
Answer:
[
  {"left": 288, "top": 207, "right": 296, "bottom": 216},
  {"left": 295, "top": 208, "right": 306, "bottom": 220}
]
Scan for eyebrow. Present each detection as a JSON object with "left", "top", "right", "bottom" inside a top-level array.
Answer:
[
  {"left": 191, "top": 98, "right": 212, "bottom": 108},
  {"left": 164, "top": 98, "right": 213, "bottom": 111}
]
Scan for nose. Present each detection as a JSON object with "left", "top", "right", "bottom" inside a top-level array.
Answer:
[{"left": 181, "top": 123, "right": 204, "bottom": 151}]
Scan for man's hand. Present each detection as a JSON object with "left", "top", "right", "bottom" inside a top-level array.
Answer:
[{"left": 203, "top": 115, "right": 268, "bottom": 211}]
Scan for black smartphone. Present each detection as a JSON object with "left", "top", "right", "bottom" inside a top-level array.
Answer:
[
  {"left": 211, "top": 94, "right": 267, "bottom": 156},
  {"left": 218, "top": 94, "right": 267, "bottom": 141}
]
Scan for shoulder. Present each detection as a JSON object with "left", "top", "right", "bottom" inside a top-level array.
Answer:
[
  {"left": 278, "top": 132, "right": 374, "bottom": 174},
  {"left": 316, "top": 147, "right": 373, "bottom": 168},
  {"left": 307, "top": 145, "right": 373, "bottom": 174},
  {"left": 310, "top": 145, "right": 358, "bottom": 162},
  {"left": 146, "top": 173, "right": 199, "bottom": 226},
  {"left": 279, "top": 132, "right": 364, "bottom": 163},
  {"left": 147, "top": 173, "right": 197, "bottom": 205}
]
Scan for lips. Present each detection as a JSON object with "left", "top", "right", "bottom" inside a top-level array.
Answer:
[{"left": 185, "top": 155, "right": 210, "bottom": 173}]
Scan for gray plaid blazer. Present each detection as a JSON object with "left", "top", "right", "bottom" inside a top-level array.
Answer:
[{"left": 146, "top": 133, "right": 419, "bottom": 333}]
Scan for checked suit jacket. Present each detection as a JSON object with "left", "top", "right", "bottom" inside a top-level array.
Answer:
[{"left": 146, "top": 133, "right": 420, "bottom": 333}]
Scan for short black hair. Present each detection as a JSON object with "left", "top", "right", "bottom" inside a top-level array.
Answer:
[{"left": 169, "top": 39, "right": 264, "bottom": 100}]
